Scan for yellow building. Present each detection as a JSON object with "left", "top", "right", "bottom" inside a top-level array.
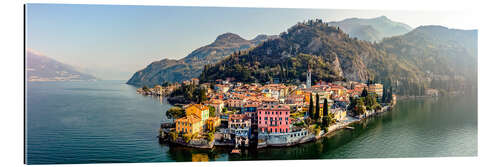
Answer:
[
  {"left": 176, "top": 104, "right": 221, "bottom": 136},
  {"left": 368, "top": 84, "right": 383, "bottom": 98},
  {"left": 175, "top": 115, "right": 202, "bottom": 135},
  {"left": 185, "top": 104, "right": 210, "bottom": 123},
  {"left": 205, "top": 117, "right": 221, "bottom": 132}
]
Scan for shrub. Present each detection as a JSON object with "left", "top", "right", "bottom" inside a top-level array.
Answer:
[
  {"left": 208, "top": 132, "right": 214, "bottom": 142},
  {"left": 182, "top": 134, "right": 192, "bottom": 143}
]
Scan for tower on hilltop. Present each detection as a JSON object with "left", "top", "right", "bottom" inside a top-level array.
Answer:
[{"left": 306, "top": 64, "right": 312, "bottom": 89}]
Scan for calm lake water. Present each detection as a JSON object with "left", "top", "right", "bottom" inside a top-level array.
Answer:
[{"left": 25, "top": 80, "right": 477, "bottom": 164}]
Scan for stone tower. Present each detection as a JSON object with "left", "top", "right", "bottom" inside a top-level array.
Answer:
[{"left": 306, "top": 65, "right": 312, "bottom": 88}]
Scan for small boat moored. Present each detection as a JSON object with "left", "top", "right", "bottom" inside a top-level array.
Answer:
[{"left": 231, "top": 149, "right": 241, "bottom": 154}]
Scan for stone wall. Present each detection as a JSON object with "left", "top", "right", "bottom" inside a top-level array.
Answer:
[{"left": 258, "top": 129, "right": 315, "bottom": 147}]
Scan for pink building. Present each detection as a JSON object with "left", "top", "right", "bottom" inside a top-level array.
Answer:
[{"left": 257, "top": 104, "right": 290, "bottom": 133}]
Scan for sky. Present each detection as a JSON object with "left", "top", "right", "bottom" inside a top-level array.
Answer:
[{"left": 25, "top": 4, "right": 476, "bottom": 80}]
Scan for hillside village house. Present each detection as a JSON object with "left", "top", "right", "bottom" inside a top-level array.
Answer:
[
  {"left": 152, "top": 85, "right": 164, "bottom": 96},
  {"left": 351, "top": 83, "right": 368, "bottom": 97},
  {"left": 242, "top": 103, "right": 259, "bottom": 126},
  {"left": 258, "top": 104, "right": 291, "bottom": 133},
  {"left": 207, "top": 99, "right": 224, "bottom": 115},
  {"left": 368, "top": 83, "right": 384, "bottom": 98},
  {"left": 214, "top": 84, "right": 230, "bottom": 93},
  {"left": 228, "top": 114, "right": 252, "bottom": 145},
  {"left": 191, "top": 78, "right": 200, "bottom": 85},
  {"left": 328, "top": 84, "right": 347, "bottom": 97},
  {"left": 225, "top": 99, "right": 245, "bottom": 109}
]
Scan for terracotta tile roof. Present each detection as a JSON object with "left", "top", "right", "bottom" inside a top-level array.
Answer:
[{"left": 176, "top": 115, "right": 201, "bottom": 124}]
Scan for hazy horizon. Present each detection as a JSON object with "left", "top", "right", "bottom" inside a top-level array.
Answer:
[{"left": 26, "top": 4, "right": 476, "bottom": 80}]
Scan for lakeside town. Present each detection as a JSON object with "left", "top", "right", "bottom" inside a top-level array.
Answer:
[{"left": 137, "top": 69, "right": 399, "bottom": 153}]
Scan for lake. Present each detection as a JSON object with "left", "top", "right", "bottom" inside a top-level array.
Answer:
[{"left": 25, "top": 80, "right": 477, "bottom": 164}]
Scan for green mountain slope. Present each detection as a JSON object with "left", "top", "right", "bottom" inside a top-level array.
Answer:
[
  {"left": 201, "top": 20, "right": 414, "bottom": 84},
  {"left": 200, "top": 20, "right": 477, "bottom": 96},
  {"left": 126, "top": 33, "right": 277, "bottom": 87}
]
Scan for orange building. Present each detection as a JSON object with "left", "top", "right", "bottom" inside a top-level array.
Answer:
[{"left": 185, "top": 104, "right": 210, "bottom": 123}]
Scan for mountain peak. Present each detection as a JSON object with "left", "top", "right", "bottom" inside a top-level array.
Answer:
[
  {"left": 251, "top": 34, "right": 278, "bottom": 43},
  {"left": 213, "top": 33, "right": 247, "bottom": 44},
  {"left": 252, "top": 34, "right": 269, "bottom": 41},
  {"left": 376, "top": 16, "right": 389, "bottom": 20}
]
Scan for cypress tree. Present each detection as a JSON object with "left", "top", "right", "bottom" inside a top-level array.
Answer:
[
  {"left": 315, "top": 93, "right": 320, "bottom": 120},
  {"left": 322, "top": 98, "right": 328, "bottom": 117},
  {"left": 361, "top": 88, "right": 368, "bottom": 97},
  {"left": 308, "top": 93, "right": 314, "bottom": 118}
]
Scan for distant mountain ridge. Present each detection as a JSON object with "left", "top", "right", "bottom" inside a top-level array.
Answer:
[
  {"left": 26, "top": 49, "right": 97, "bottom": 82},
  {"left": 126, "top": 33, "right": 277, "bottom": 87},
  {"left": 328, "top": 16, "right": 412, "bottom": 42},
  {"left": 377, "top": 25, "right": 477, "bottom": 94}
]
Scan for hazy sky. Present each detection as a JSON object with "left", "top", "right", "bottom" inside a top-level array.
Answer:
[{"left": 26, "top": 4, "right": 476, "bottom": 80}]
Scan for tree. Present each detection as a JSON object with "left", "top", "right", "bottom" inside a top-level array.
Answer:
[
  {"left": 322, "top": 98, "right": 328, "bottom": 117},
  {"left": 208, "top": 106, "right": 216, "bottom": 117},
  {"left": 387, "top": 87, "right": 393, "bottom": 103},
  {"left": 308, "top": 93, "right": 314, "bottom": 118},
  {"left": 365, "top": 94, "right": 375, "bottom": 110},
  {"left": 208, "top": 132, "right": 214, "bottom": 142},
  {"left": 354, "top": 98, "right": 366, "bottom": 116},
  {"left": 347, "top": 96, "right": 356, "bottom": 111},
  {"left": 182, "top": 133, "right": 192, "bottom": 143},
  {"left": 321, "top": 116, "right": 331, "bottom": 131},
  {"left": 382, "top": 86, "right": 388, "bottom": 103},
  {"left": 315, "top": 93, "right": 320, "bottom": 120},
  {"left": 166, "top": 107, "right": 185, "bottom": 119},
  {"left": 361, "top": 88, "right": 368, "bottom": 97},
  {"left": 169, "top": 131, "right": 178, "bottom": 141},
  {"left": 198, "top": 88, "right": 207, "bottom": 103},
  {"left": 161, "top": 81, "right": 170, "bottom": 87}
]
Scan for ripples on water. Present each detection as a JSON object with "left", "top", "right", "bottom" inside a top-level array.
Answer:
[{"left": 25, "top": 81, "right": 477, "bottom": 164}]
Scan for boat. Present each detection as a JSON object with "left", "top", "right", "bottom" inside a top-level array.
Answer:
[{"left": 231, "top": 149, "right": 241, "bottom": 154}]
